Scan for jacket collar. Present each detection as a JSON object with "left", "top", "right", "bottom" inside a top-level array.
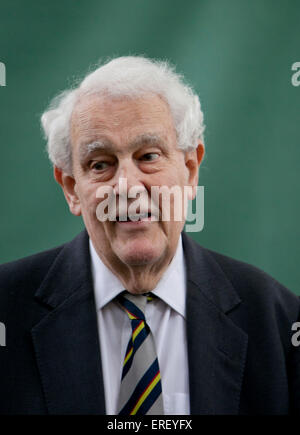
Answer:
[
  {"left": 35, "top": 230, "right": 242, "bottom": 314},
  {"left": 34, "top": 230, "right": 92, "bottom": 309},
  {"left": 181, "top": 231, "right": 241, "bottom": 314}
]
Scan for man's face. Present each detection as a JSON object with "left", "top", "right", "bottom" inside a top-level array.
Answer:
[{"left": 63, "top": 93, "right": 201, "bottom": 273}]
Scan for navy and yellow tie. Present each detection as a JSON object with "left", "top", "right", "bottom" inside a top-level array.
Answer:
[{"left": 117, "top": 291, "right": 164, "bottom": 415}]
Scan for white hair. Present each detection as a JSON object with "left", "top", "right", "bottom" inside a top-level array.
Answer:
[{"left": 41, "top": 56, "right": 205, "bottom": 174}]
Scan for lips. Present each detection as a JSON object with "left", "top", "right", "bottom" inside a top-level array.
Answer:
[{"left": 116, "top": 212, "right": 152, "bottom": 222}]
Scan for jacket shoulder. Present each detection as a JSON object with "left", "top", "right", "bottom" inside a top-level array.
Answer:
[
  {"left": 207, "top": 247, "right": 292, "bottom": 295},
  {"left": 182, "top": 232, "right": 299, "bottom": 311},
  {"left": 201, "top": 245, "right": 300, "bottom": 327},
  {"left": 0, "top": 244, "right": 65, "bottom": 314}
]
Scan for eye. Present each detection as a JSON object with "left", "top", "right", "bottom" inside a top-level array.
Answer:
[
  {"left": 140, "top": 152, "right": 159, "bottom": 162},
  {"left": 91, "top": 161, "right": 110, "bottom": 171}
]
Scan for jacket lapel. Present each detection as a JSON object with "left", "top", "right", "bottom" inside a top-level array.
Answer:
[
  {"left": 31, "top": 231, "right": 106, "bottom": 414},
  {"left": 182, "top": 232, "right": 248, "bottom": 415}
]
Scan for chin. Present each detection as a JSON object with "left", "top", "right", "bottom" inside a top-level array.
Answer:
[{"left": 117, "top": 239, "right": 164, "bottom": 266}]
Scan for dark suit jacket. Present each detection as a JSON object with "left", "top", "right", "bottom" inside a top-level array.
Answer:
[{"left": 0, "top": 230, "right": 300, "bottom": 414}]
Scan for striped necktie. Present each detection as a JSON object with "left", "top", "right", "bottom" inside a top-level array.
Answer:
[{"left": 117, "top": 291, "right": 164, "bottom": 415}]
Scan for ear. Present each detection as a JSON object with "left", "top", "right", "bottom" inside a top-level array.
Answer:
[
  {"left": 184, "top": 142, "right": 205, "bottom": 200},
  {"left": 54, "top": 166, "right": 82, "bottom": 216}
]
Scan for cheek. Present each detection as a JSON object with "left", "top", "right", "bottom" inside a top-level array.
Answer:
[
  {"left": 76, "top": 182, "right": 99, "bottom": 214},
  {"left": 150, "top": 168, "right": 182, "bottom": 188}
]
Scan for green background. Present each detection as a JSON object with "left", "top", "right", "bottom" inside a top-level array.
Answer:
[{"left": 0, "top": 0, "right": 299, "bottom": 294}]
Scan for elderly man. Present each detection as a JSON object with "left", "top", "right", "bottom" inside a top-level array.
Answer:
[{"left": 0, "top": 56, "right": 300, "bottom": 415}]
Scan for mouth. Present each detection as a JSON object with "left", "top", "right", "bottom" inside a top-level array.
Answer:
[
  {"left": 114, "top": 211, "right": 160, "bottom": 228},
  {"left": 116, "top": 212, "right": 154, "bottom": 222}
]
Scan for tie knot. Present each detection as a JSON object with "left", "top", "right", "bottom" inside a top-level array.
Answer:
[{"left": 118, "top": 291, "right": 154, "bottom": 320}]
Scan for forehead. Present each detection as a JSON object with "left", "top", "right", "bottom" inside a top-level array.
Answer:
[{"left": 70, "top": 93, "right": 176, "bottom": 147}]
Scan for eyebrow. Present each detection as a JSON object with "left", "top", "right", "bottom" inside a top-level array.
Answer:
[
  {"left": 79, "top": 133, "right": 167, "bottom": 162},
  {"left": 78, "top": 139, "right": 112, "bottom": 163}
]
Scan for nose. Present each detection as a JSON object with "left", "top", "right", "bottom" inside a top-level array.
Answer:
[{"left": 112, "top": 158, "right": 146, "bottom": 197}]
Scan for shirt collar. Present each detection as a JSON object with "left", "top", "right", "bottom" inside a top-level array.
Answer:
[{"left": 89, "top": 234, "right": 186, "bottom": 318}]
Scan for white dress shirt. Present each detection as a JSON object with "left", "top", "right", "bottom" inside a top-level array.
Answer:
[{"left": 89, "top": 235, "right": 190, "bottom": 415}]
